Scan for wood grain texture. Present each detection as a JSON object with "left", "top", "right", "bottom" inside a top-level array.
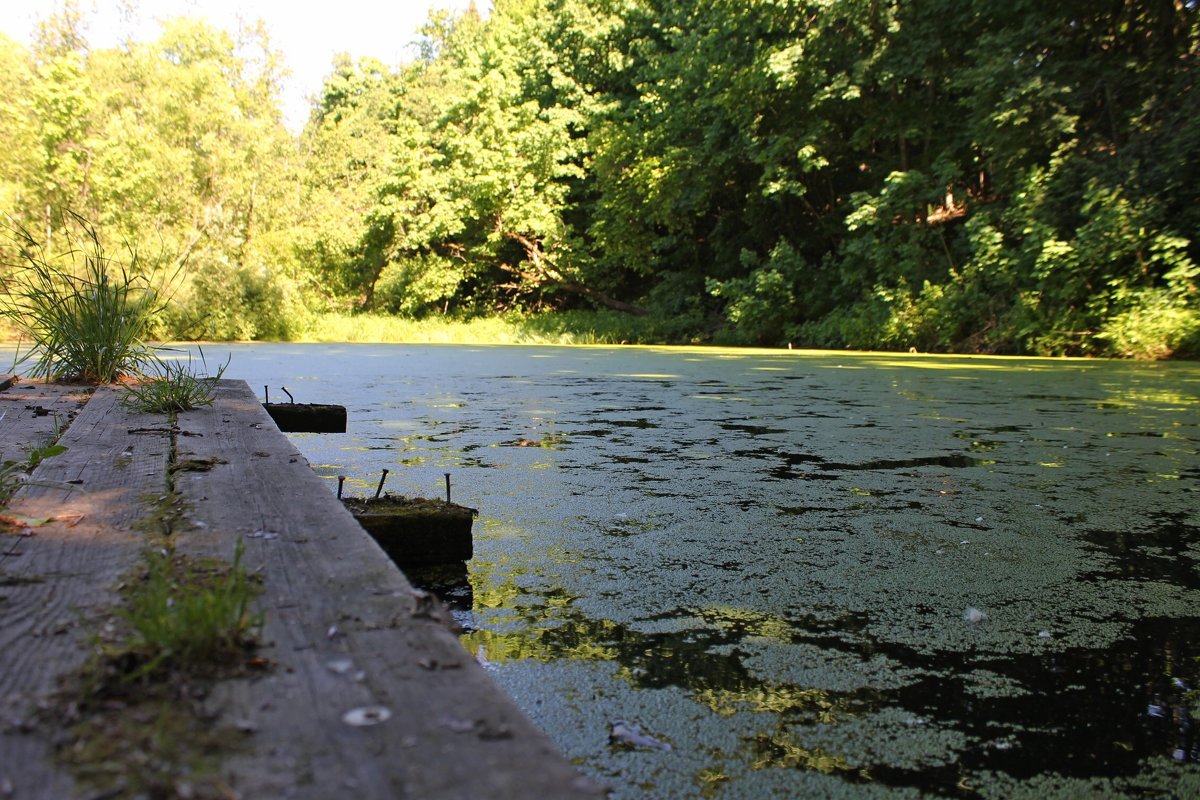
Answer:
[
  {"left": 171, "top": 381, "right": 603, "bottom": 799},
  {"left": 0, "top": 386, "right": 170, "bottom": 799},
  {"left": 0, "top": 379, "right": 92, "bottom": 464}
]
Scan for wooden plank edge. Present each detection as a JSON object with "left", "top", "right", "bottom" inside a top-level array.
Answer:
[{"left": 170, "top": 380, "right": 605, "bottom": 799}]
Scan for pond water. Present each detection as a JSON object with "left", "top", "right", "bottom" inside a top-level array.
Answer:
[{"left": 21, "top": 343, "right": 1200, "bottom": 798}]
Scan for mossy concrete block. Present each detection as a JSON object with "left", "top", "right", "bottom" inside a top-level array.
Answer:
[
  {"left": 263, "top": 402, "right": 346, "bottom": 433},
  {"left": 343, "top": 495, "right": 475, "bottom": 564}
]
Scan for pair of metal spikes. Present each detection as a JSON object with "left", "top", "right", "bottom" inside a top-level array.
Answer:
[
  {"left": 263, "top": 386, "right": 294, "bottom": 404},
  {"left": 336, "top": 469, "right": 453, "bottom": 503}
]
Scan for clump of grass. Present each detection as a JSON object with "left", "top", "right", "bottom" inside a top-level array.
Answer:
[
  {"left": 116, "top": 540, "right": 261, "bottom": 679},
  {"left": 121, "top": 350, "right": 230, "bottom": 414},
  {"left": 0, "top": 213, "right": 169, "bottom": 383},
  {"left": 55, "top": 540, "right": 263, "bottom": 798}
]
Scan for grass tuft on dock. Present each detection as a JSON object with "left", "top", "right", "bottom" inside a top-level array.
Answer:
[
  {"left": 121, "top": 350, "right": 229, "bottom": 413},
  {"left": 56, "top": 539, "right": 263, "bottom": 799},
  {"left": 115, "top": 540, "right": 261, "bottom": 679},
  {"left": 1, "top": 213, "right": 170, "bottom": 383}
]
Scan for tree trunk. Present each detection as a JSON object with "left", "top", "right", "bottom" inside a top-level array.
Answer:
[{"left": 508, "top": 231, "right": 648, "bottom": 316}]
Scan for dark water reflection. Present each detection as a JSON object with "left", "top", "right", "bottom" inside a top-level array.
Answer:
[{"left": 195, "top": 344, "right": 1198, "bottom": 798}]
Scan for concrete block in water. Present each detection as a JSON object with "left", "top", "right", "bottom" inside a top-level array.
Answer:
[{"left": 344, "top": 495, "right": 475, "bottom": 564}]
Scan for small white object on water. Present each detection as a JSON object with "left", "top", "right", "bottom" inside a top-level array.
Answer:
[
  {"left": 476, "top": 645, "right": 493, "bottom": 669},
  {"left": 975, "top": 516, "right": 985, "bottom": 524},
  {"left": 1038, "top": 630, "right": 1052, "bottom": 639},
  {"left": 609, "top": 720, "right": 671, "bottom": 751},
  {"left": 342, "top": 706, "right": 392, "bottom": 727},
  {"left": 964, "top": 607, "right": 988, "bottom": 623}
]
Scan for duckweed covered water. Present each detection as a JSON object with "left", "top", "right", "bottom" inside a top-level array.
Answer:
[{"left": 215, "top": 345, "right": 1200, "bottom": 797}]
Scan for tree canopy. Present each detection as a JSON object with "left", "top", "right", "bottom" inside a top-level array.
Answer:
[{"left": 2, "top": 0, "right": 1197, "bottom": 356}]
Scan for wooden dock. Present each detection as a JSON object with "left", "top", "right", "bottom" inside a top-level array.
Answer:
[{"left": 0, "top": 378, "right": 603, "bottom": 799}]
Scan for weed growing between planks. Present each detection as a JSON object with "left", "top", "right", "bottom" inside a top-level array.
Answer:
[
  {"left": 56, "top": 531, "right": 264, "bottom": 799},
  {"left": 115, "top": 539, "right": 261, "bottom": 680},
  {"left": 121, "top": 349, "right": 230, "bottom": 414},
  {"left": 54, "top": 411, "right": 265, "bottom": 800}
]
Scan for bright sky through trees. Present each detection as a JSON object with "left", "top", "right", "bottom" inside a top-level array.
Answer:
[{"left": 0, "top": 0, "right": 478, "bottom": 131}]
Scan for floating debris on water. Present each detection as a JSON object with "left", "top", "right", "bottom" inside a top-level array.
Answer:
[
  {"left": 609, "top": 720, "right": 671, "bottom": 751},
  {"left": 964, "top": 607, "right": 989, "bottom": 624}
]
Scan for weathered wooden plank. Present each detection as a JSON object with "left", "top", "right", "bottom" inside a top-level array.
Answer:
[
  {"left": 173, "top": 381, "right": 602, "bottom": 800},
  {"left": 0, "top": 379, "right": 92, "bottom": 464},
  {"left": 0, "top": 386, "right": 170, "bottom": 799}
]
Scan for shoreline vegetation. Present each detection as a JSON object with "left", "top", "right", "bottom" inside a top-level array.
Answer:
[
  {"left": 0, "top": 309, "right": 1194, "bottom": 359},
  {"left": 1, "top": 3, "right": 1198, "bottom": 359}
]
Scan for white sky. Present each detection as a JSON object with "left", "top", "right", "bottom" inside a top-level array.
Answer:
[{"left": 0, "top": 0, "right": 479, "bottom": 132}]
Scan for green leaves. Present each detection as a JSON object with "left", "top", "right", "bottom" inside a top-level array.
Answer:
[{"left": 2, "top": 0, "right": 1195, "bottom": 356}]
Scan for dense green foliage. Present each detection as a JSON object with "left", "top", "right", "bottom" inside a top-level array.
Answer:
[{"left": 2, "top": 0, "right": 1197, "bottom": 356}]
